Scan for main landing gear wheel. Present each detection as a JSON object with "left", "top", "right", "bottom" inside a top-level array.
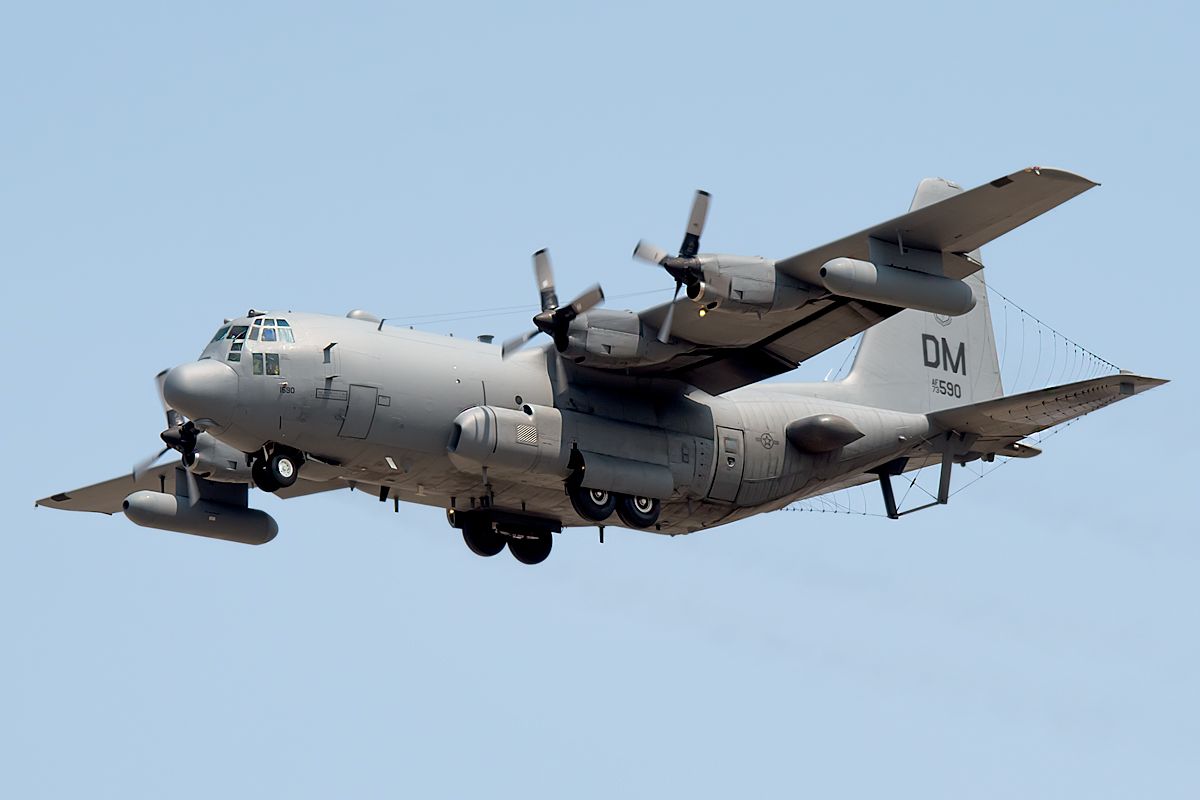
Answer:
[
  {"left": 251, "top": 458, "right": 280, "bottom": 493},
  {"left": 615, "top": 495, "right": 661, "bottom": 529},
  {"left": 508, "top": 532, "right": 552, "bottom": 565},
  {"left": 462, "top": 523, "right": 506, "bottom": 557},
  {"left": 269, "top": 452, "right": 300, "bottom": 488},
  {"left": 568, "top": 484, "right": 616, "bottom": 522}
]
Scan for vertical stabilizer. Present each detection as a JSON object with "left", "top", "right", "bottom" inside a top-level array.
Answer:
[{"left": 838, "top": 178, "right": 1003, "bottom": 413}]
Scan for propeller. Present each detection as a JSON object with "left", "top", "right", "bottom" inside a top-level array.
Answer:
[
  {"left": 131, "top": 369, "right": 201, "bottom": 506},
  {"left": 502, "top": 249, "right": 605, "bottom": 357},
  {"left": 632, "top": 189, "right": 711, "bottom": 343}
]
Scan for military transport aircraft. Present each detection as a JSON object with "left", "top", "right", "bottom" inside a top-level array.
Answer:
[{"left": 37, "top": 167, "right": 1165, "bottom": 564}]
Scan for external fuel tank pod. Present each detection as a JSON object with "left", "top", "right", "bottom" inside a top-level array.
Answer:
[
  {"left": 818, "top": 258, "right": 976, "bottom": 317},
  {"left": 123, "top": 491, "right": 279, "bottom": 545}
]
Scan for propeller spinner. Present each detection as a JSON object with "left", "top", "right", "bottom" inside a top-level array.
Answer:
[
  {"left": 131, "top": 369, "right": 200, "bottom": 506},
  {"left": 502, "top": 249, "right": 604, "bottom": 357},
  {"left": 632, "top": 189, "right": 711, "bottom": 343}
]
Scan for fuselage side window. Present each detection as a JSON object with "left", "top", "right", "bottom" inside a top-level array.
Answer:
[{"left": 265, "top": 353, "right": 281, "bottom": 375}]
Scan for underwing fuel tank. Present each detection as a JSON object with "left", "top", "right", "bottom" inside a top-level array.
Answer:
[
  {"left": 819, "top": 257, "right": 976, "bottom": 316},
  {"left": 122, "top": 491, "right": 279, "bottom": 545}
]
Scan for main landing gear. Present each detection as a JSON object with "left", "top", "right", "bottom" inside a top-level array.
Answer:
[
  {"left": 251, "top": 446, "right": 303, "bottom": 493},
  {"left": 449, "top": 508, "right": 559, "bottom": 566},
  {"left": 566, "top": 483, "right": 661, "bottom": 529}
]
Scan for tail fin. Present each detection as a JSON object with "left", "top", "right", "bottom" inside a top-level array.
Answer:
[{"left": 839, "top": 178, "right": 1003, "bottom": 413}]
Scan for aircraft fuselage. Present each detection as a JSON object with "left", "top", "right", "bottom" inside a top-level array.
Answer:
[{"left": 164, "top": 310, "right": 931, "bottom": 534}]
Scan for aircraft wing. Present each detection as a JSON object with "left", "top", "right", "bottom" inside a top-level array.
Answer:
[
  {"left": 36, "top": 465, "right": 348, "bottom": 515},
  {"left": 928, "top": 373, "right": 1168, "bottom": 439},
  {"left": 773, "top": 167, "right": 1097, "bottom": 283},
  {"left": 624, "top": 168, "right": 1097, "bottom": 394}
]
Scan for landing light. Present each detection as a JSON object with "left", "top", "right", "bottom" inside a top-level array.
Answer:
[{"left": 698, "top": 308, "right": 707, "bottom": 318}]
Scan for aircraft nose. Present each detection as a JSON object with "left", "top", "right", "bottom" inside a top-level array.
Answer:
[{"left": 162, "top": 359, "right": 239, "bottom": 429}]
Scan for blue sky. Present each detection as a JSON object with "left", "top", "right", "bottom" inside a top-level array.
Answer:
[{"left": 2, "top": 2, "right": 1196, "bottom": 797}]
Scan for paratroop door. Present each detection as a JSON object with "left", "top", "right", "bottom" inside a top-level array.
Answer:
[
  {"left": 708, "top": 426, "right": 744, "bottom": 502},
  {"left": 339, "top": 384, "right": 378, "bottom": 439}
]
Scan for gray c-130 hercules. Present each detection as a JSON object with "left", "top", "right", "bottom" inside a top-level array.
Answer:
[{"left": 37, "top": 167, "right": 1166, "bottom": 564}]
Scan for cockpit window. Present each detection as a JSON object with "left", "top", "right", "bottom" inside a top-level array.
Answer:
[
  {"left": 210, "top": 325, "right": 230, "bottom": 343},
  {"left": 246, "top": 318, "right": 295, "bottom": 343},
  {"left": 226, "top": 325, "right": 249, "bottom": 340}
]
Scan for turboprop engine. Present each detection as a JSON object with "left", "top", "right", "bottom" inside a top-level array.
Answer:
[
  {"left": 681, "top": 254, "right": 813, "bottom": 314},
  {"left": 632, "top": 190, "right": 814, "bottom": 340},
  {"left": 186, "top": 432, "right": 254, "bottom": 484}
]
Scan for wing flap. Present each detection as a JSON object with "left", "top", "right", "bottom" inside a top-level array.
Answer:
[{"left": 777, "top": 167, "right": 1098, "bottom": 283}]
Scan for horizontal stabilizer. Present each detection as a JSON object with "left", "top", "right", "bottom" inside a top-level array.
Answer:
[
  {"left": 778, "top": 167, "right": 1098, "bottom": 282},
  {"left": 928, "top": 372, "right": 1167, "bottom": 440}
]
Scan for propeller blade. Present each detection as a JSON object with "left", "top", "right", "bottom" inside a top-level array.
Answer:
[
  {"left": 566, "top": 284, "right": 604, "bottom": 316},
  {"left": 553, "top": 350, "right": 568, "bottom": 396},
  {"left": 186, "top": 466, "right": 200, "bottom": 508},
  {"left": 154, "top": 369, "right": 181, "bottom": 429},
  {"left": 132, "top": 446, "right": 171, "bottom": 480},
  {"left": 633, "top": 240, "right": 669, "bottom": 266},
  {"left": 679, "top": 190, "right": 710, "bottom": 258},
  {"left": 657, "top": 281, "right": 683, "bottom": 344},
  {"left": 533, "top": 248, "right": 558, "bottom": 312},
  {"left": 501, "top": 329, "right": 539, "bottom": 358}
]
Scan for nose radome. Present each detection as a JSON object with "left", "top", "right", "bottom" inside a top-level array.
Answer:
[{"left": 162, "top": 360, "right": 238, "bottom": 427}]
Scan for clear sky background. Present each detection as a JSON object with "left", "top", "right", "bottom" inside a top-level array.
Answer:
[{"left": 2, "top": 2, "right": 1196, "bottom": 797}]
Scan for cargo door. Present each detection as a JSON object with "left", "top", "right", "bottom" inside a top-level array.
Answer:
[
  {"left": 339, "top": 384, "right": 378, "bottom": 439},
  {"left": 708, "top": 426, "right": 744, "bottom": 502}
]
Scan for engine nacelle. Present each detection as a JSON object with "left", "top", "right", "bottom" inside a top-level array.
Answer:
[
  {"left": 819, "top": 257, "right": 976, "bottom": 316},
  {"left": 557, "top": 309, "right": 678, "bottom": 368},
  {"left": 186, "top": 432, "right": 253, "bottom": 483},
  {"left": 447, "top": 404, "right": 570, "bottom": 479},
  {"left": 447, "top": 405, "right": 681, "bottom": 499},
  {"left": 685, "top": 254, "right": 813, "bottom": 314},
  {"left": 123, "top": 491, "right": 278, "bottom": 545}
]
